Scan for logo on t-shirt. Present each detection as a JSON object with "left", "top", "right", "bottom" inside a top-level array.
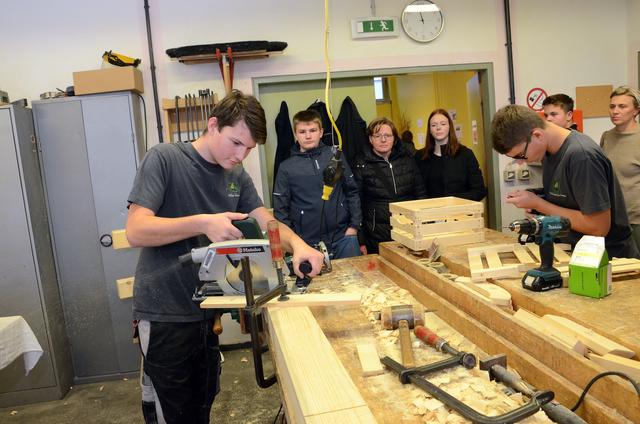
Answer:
[
  {"left": 549, "top": 180, "right": 566, "bottom": 197},
  {"left": 227, "top": 181, "right": 240, "bottom": 197}
]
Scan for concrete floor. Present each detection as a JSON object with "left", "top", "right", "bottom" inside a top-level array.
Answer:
[{"left": 0, "top": 348, "right": 283, "bottom": 424}]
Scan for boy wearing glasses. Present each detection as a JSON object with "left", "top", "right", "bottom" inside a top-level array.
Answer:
[
  {"left": 491, "top": 104, "right": 638, "bottom": 258},
  {"left": 273, "top": 109, "right": 362, "bottom": 259}
]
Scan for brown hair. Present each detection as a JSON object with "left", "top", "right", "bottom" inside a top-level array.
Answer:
[
  {"left": 292, "top": 109, "right": 323, "bottom": 131},
  {"left": 205, "top": 89, "right": 267, "bottom": 145},
  {"left": 542, "top": 93, "right": 574, "bottom": 113},
  {"left": 421, "top": 109, "right": 459, "bottom": 160},
  {"left": 491, "top": 104, "right": 545, "bottom": 154},
  {"left": 367, "top": 117, "right": 398, "bottom": 140}
]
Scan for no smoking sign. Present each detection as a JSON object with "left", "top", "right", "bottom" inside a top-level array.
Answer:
[{"left": 527, "top": 87, "right": 547, "bottom": 111}]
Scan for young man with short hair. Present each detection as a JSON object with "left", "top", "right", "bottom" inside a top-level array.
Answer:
[
  {"left": 491, "top": 104, "right": 638, "bottom": 259},
  {"left": 126, "top": 90, "right": 324, "bottom": 423},
  {"left": 600, "top": 85, "right": 640, "bottom": 251},
  {"left": 273, "top": 109, "right": 362, "bottom": 259},
  {"left": 542, "top": 93, "right": 577, "bottom": 130}
]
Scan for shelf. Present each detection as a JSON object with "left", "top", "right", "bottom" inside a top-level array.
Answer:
[{"left": 172, "top": 50, "right": 283, "bottom": 65}]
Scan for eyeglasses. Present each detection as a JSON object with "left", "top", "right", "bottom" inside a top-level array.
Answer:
[
  {"left": 372, "top": 133, "right": 394, "bottom": 141},
  {"left": 510, "top": 137, "right": 531, "bottom": 160}
]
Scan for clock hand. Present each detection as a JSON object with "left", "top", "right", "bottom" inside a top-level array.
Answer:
[{"left": 419, "top": 12, "right": 425, "bottom": 23}]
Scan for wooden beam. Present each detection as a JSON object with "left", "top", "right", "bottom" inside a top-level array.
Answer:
[
  {"left": 589, "top": 353, "right": 640, "bottom": 380},
  {"left": 200, "top": 293, "right": 361, "bottom": 309},
  {"left": 379, "top": 246, "right": 640, "bottom": 423},
  {"left": 266, "top": 307, "right": 376, "bottom": 423}
]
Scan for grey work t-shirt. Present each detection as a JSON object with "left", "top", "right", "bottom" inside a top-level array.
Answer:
[
  {"left": 542, "top": 131, "right": 634, "bottom": 258},
  {"left": 128, "top": 142, "right": 263, "bottom": 322}
]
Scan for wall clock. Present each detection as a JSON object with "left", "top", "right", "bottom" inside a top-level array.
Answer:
[{"left": 401, "top": 0, "right": 444, "bottom": 43}]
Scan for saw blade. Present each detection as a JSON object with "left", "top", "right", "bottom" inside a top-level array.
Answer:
[{"left": 225, "top": 261, "right": 270, "bottom": 294}]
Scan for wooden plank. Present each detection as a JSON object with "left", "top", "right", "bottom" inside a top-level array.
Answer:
[
  {"left": 512, "top": 309, "right": 587, "bottom": 355},
  {"left": 379, "top": 245, "right": 640, "bottom": 423},
  {"left": 111, "top": 229, "right": 131, "bottom": 249},
  {"left": 200, "top": 293, "right": 361, "bottom": 309},
  {"left": 554, "top": 247, "right": 572, "bottom": 263},
  {"left": 391, "top": 228, "right": 484, "bottom": 250},
  {"left": 355, "top": 344, "right": 384, "bottom": 377},
  {"left": 485, "top": 250, "right": 502, "bottom": 269},
  {"left": 513, "top": 244, "right": 535, "bottom": 265},
  {"left": 589, "top": 353, "right": 640, "bottom": 380},
  {"left": 266, "top": 307, "right": 376, "bottom": 422},
  {"left": 116, "top": 277, "right": 134, "bottom": 299},
  {"left": 543, "top": 315, "right": 635, "bottom": 358},
  {"left": 375, "top": 256, "right": 631, "bottom": 424},
  {"left": 305, "top": 406, "right": 378, "bottom": 423}
]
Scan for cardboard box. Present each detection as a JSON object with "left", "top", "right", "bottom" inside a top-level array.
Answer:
[
  {"left": 73, "top": 67, "right": 144, "bottom": 95},
  {"left": 568, "top": 236, "right": 611, "bottom": 298}
]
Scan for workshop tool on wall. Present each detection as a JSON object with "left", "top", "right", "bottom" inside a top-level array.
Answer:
[
  {"left": 199, "top": 90, "right": 206, "bottom": 131},
  {"left": 216, "top": 47, "right": 234, "bottom": 95},
  {"left": 174, "top": 96, "right": 182, "bottom": 142},
  {"left": 102, "top": 50, "right": 141, "bottom": 67},
  {"left": 480, "top": 354, "right": 587, "bottom": 424},
  {"left": 509, "top": 216, "right": 571, "bottom": 291},
  {"left": 381, "top": 325, "right": 553, "bottom": 424},
  {"left": 185, "top": 93, "right": 192, "bottom": 141},
  {"left": 380, "top": 304, "right": 425, "bottom": 368}
]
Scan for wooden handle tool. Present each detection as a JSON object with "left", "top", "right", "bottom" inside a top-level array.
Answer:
[{"left": 398, "top": 319, "right": 415, "bottom": 368}]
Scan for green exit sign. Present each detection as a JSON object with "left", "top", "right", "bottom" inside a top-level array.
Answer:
[{"left": 351, "top": 17, "right": 399, "bottom": 39}]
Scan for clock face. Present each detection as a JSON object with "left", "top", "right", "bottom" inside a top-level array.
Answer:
[{"left": 401, "top": 0, "right": 444, "bottom": 43}]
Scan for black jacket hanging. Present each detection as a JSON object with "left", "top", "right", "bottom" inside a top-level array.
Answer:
[
  {"left": 307, "top": 100, "right": 335, "bottom": 147},
  {"left": 274, "top": 101, "right": 295, "bottom": 180},
  {"left": 336, "top": 96, "right": 368, "bottom": 169}
]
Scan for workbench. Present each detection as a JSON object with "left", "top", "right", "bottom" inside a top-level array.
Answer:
[
  {"left": 424, "top": 229, "right": 639, "bottom": 356},
  {"left": 207, "top": 229, "right": 639, "bottom": 423}
]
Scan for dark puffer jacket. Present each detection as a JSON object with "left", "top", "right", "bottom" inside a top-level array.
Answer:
[
  {"left": 273, "top": 143, "right": 361, "bottom": 247},
  {"left": 354, "top": 142, "right": 426, "bottom": 253}
]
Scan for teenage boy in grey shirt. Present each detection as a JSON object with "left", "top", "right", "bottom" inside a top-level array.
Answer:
[
  {"left": 491, "top": 104, "right": 638, "bottom": 259},
  {"left": 126, "top": 90, "right": 324, "bottom": 423}
]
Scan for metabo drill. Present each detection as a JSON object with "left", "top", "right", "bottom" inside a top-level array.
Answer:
[{"left": 509, "top": 215, "right": 571, "bottom": 291}]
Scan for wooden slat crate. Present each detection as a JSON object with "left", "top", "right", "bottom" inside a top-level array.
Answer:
[{"left": 390, "top": 197, "right": 484, "bottom": 250}]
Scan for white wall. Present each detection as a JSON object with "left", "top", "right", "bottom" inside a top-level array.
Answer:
[{"left": 1, "top": 0, "right": 637, "bottom": 225}]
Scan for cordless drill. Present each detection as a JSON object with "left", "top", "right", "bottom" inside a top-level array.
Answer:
[{"left": 509, "top": 216, "right": 571, "bottom": 291}]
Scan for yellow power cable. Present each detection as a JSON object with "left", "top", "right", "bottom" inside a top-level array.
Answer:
[{"left": 324, "top": 0, "right": 343, "bottom": 150}]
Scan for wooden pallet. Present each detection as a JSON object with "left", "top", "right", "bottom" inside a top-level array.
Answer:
[
  {"left": 467, "top": 243, "right": 640, "bottom": 282},
  {"left": 390, "top": 197, "right": 484, "bottom": 250}
]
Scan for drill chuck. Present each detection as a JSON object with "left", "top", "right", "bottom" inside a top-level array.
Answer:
[{"left": 509, "top": 218, "right": 539, "bottom": 235}]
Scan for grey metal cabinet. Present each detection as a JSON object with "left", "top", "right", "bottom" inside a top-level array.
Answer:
[
  {"left": 32, "top": 92, "right": 144, "bottom": 382},
  {"left": 0, "top": 104, "right": 72, "bottom": 406}
]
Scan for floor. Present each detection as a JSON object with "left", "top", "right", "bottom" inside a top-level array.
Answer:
[{"left": 0, "top": 348, "right": 283, "bottom": 424}]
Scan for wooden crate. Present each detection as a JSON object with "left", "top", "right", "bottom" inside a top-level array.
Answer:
[{"left": 390, "top": 197, "right": 484, "bottom": 250}]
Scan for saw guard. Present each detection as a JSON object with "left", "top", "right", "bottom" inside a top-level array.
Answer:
[{"left": 193, "top": 239, "right": 279, "bottom": 295}]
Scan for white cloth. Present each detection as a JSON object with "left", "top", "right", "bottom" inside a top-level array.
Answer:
[{"left": 0, "top": 316, "right": 44, "bottom": 375}]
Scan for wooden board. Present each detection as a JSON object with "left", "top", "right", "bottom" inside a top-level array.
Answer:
[
  {"left": 543, "top": 315, "right": 635, "bottom": 358},
  {"left": 576, "top": 85, "right": 613, "bottom": 118},
  {"left": 355, "top": 343, "right": 384, "bottom": 377},
  {"left": 200, "top": 293, "right": 361, "bottom": 309},
  {"left": 379, "top": 244, "right": 640, "bottom": 423},
  {"left": 266, "top": 307, "right": 376, "bottom": 423},
  {"left": 512, "top": 309, "right": 587, "bottom": 355},
  {"left": 116, "top": 277, "right": 134, "bottom": 299},
  {"left": 588, "top": 353, "right": 640, "bottom": 380},
  {"left": 111, "top": 229, "right": 131, "bottom": 249}
]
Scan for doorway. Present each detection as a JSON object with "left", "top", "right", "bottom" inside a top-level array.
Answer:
[{"left": 253, "top": 63, "right": 500, "bottom": 229}]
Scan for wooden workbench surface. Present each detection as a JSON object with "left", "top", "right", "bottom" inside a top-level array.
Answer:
[
  {"left": 390, "top": 229, "right": 640, "bottom": 357},
  {"left": 294, "top": 258, "right": 551, "bottom": 423}
]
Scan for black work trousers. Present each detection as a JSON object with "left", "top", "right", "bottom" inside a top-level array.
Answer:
[{"left": 143, "top": 320, "right": 221, "bottom": 424}]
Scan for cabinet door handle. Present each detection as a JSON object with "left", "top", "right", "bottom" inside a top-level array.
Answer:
[{"left": 99, "top": 234, "right": 113, "bottom": 247}]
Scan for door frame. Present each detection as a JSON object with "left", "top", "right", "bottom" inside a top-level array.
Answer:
[{"left": 252, "top": 62, "right": 501, "bottom": 230}]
